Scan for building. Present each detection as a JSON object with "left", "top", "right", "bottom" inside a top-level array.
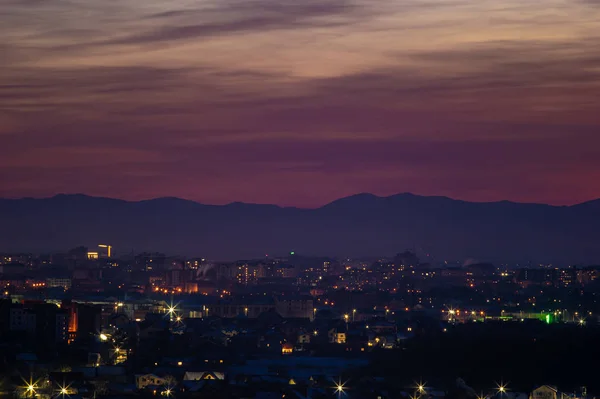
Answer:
[
  {"left": 47, "top": 277, "right": 72, "bottom": 290},
  {"left": 208, "top": 299, "right": 274, "bottom": 318},
  {"left": 184, "top": 371, "right": 225, "bottom": 381},
  {"left": 275, "top": 296, "right": 314, "bottom": 320},
  {"left": 0, "top": 263, "right": 26, "bottom": 276},
  {"left": 9, "top": 303, "right": 69, "bottom": 344},
  {"left": 10, "top": 307, "right": 36, "bottom": 335},
  {"left": 529, "top": 385, "right": 579, "bottom": 399},
  {"left": 76, "top": 304, "right": 102, "bottom": 340},
  {"left": 236, "top": 263, "right": 265, "bottom": 285},
  {"left": 135, "top": 374, "right": 168, "bottom": 389},
  {"left": 135, "top": 252, "right": 166, "bottom": 272}
]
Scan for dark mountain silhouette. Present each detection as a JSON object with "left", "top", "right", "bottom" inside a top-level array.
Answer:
[{"left": 0, "top": 193, "right": 599, "bottom": 263}]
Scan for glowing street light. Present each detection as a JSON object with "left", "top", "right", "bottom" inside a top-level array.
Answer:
[
  {"left": 333, "top": 378, "right": 347, "bottom": 397},
  {"left": 21, "top": 376, "right": 39, "bottom": 398},
  {"left": 416, "top": 380, "right": 426, "bottom": 394},
  {"left": 578, "top": 318, "right": 586, "bottom": 326},
  {"left": 58, "top": 382, "right": 72, "bottom": 398},
  {"left": 165, "top": 300, "right": 180, "bottom": 322},
  {"left": 496, "top": 381, "right": 508, "bottom": 396},
  {"left": 99, "top": 333, "right": 108, "bottom": 341}
]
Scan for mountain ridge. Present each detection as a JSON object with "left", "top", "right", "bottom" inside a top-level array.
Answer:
[
  {"left": 1, "top": 192, "right": 599, "bottom": 263},
  {"left": 0, "top": 192, "right": 593, "bottom": 208}
]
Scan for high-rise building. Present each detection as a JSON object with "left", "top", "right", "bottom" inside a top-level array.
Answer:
[{"left": 76, "top": 304, "right": 102, "bottom": 340}]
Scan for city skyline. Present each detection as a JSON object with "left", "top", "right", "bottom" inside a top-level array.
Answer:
[{"left": 2, "top": 0, "right": 600, "bottom": 207}]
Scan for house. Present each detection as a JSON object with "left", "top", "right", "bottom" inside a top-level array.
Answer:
[
  {"left": 530, "top": 386, "right": 575, "bottom": 399},
  {"left": 183, "top": 371, "right": 225, "bottom": 381},
  {"left": 135, "top": 374, "right": 167, "bottom": 389},
  {"left": 297, "top": 332, "right": 311, "bottom": 344}
]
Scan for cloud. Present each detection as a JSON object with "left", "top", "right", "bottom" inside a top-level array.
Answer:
[{"left": 2, "top": 0, "right": 600, "bottom": 206}]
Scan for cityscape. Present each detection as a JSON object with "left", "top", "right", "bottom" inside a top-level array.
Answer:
[
  {"left": 3, "top": 0, "right": 600, "bottom": 397},
  {"left": 0, "top": 244, "right": 598, "bottom": 398}
]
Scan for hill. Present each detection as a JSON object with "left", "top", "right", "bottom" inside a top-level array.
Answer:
[{"left": 0, "top": 193, "right": 598, "bottom": 263}]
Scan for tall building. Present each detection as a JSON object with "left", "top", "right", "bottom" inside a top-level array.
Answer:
[
  {"left": 135, "top": 252, "right": 166, "bottom": 272},
  {"left": 9, "top": 303, "right": 68, "bottom": 345}
]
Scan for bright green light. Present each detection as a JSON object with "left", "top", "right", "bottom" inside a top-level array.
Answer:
[
  {"left": 290, "top": 251, "right": 295, "bottom": 255},
  {"left": 545, "top": 314, "right": 550, "bottom": 324}
]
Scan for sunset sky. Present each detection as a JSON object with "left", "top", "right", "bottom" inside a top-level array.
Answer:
[{"left": 2, "top": 0, "right": 600, "bottom": 207}]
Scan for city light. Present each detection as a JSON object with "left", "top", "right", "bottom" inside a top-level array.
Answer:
[
  {"left": 333, "top": 378, "right": 347, "bottom": 396},
  {"left": 415, "top": 380, "right": 427, "bottom": 394},
  {"left": 99, "top": 333, "right": 108, "bottom": 341},
  {"left": 21, "top": 376, "right": 39, "bottom": 397},
  {"left": 496, "top": 381, "right": 508, "bottom": 395},
  {"left": 58, "top": 382, "right": 72, "bottom": 397}
]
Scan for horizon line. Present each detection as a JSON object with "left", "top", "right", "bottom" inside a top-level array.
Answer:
[{"left": 1, "top": 191, "right": 598, "bottom": 209}]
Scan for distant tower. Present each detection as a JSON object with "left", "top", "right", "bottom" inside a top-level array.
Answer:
[{"left": 98, "top": 244, "right": 112, "bottom": 258}]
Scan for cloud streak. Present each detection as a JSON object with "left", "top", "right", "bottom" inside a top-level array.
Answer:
[{"left": 1, "top": 0, "right": 600, "bottom": 206}]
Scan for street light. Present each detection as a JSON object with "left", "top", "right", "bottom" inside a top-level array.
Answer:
[
  {"left": 58, "top": 382, "right": 72, "bottom": 398},
  {"left": 352, "top": 309, "right": 356, "bottom": 322},
  {"left": 333, "top": 378, "right": 347, "bottom": 397},
  {"left": 21, "top": 376, "right": 38, "bottom": 398},
  {"left": 415, "top": 379, "right": 426, "bottom": 395},
  {"left": 496, "top": 381, "right": 508, "bottom": 396}
]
